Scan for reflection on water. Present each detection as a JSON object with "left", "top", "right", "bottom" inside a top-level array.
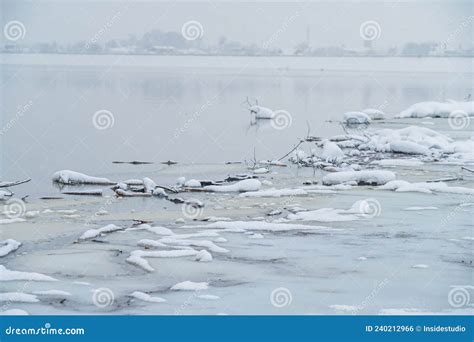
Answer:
[{"left": 1, "top": 57, "right": 472, "bottom": 194}]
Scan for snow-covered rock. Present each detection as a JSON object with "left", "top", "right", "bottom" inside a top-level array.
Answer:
[
  {"left": 52, "top": 170, "right": 114, "bottom": 185},
  {"left": 318, "top": 140, "right": 345, "bottom": 162},
  {"left": 184, "top": 179, "right": 201, "bottom": 188},
  {"left": 397, "top": 100, "right": 474, "bottom": 118},
  {"left": 343, "top": 111, "right": 371, "bottom": 124},
  {"left": 322, "top": 170, "right": 396, "bottom": 186},
  {"left": 143, "top": 177, "right": 157, "bottom": 193}
]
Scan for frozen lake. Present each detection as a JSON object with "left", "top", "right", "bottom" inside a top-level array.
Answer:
[{"left": 0, "top": 54, "right": 473, "bottom": 315}]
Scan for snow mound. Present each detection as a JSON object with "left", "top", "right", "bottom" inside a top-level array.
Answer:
[
  {"left": 127, "top": 249, "right": 199, "bottom": 272},
  {"left": 397, "top": 100, "right": 474, "bottom": 118},
  {"left": 204, "top": 179, "right": 261, "bottom": 192},
  {"left": 171, "top": 281, "right": 209, "bottom": 291},
  {"left": 0, "top": 239, "right": 21, "bottom": 257},
  {"left": 79, "top": 224, "right": 123, "bottom": 240},
  {"left": 195, "top": 249, "right": 213, "bottom": 262},
  {"left": 0, "top": 265, "right": 57, "bottom": 282},
  {"left": 322, "top": 170, "right": 395, "bottom": 185},
  {"left": 52, "top": 170, "right": 114, "bottom": 185},
  {"left": 343, "top": 111, "right": 371, "bottom": 124},
  {"left": 356, "top": 126, "right": 455, "bottom": 156},
  {"left": 130, "top": 291, "right": 166, "bottom": 303}
]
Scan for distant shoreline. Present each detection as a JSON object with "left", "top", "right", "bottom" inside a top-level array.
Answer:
[{"left": 1, "top": 51, "right": 473, "bottom": 58}]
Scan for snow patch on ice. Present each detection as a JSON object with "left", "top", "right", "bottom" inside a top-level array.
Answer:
[
  {"left": 204, "top": 179, "right": 261, "bottom": 193},
  {"left": 130, "top": 291, "right": 166, "bottom": 303},
  {"left": 0, "top": 265, "right": 57, "bottom": 282},
  {"left": 79, "top": 224, "right": 123, "bottom": 240},
  {"left": 171, "top": 281, "right": 209, "bottom": 291}
]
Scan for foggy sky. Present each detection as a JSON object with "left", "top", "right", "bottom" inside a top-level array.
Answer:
[{"left": 1, "top": 0, "right": 473, "bottom": 50}]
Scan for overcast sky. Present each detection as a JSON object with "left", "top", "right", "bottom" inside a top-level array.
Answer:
[{"left": 2, "top": 0, "right": 473, "bottom": 49}]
